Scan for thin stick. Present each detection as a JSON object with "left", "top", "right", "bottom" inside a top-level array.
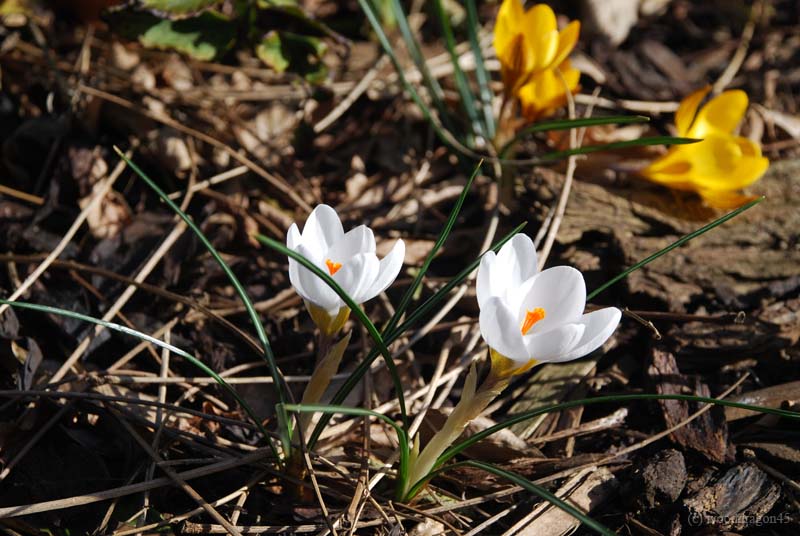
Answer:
[
  {"left": 0, "top": 447, "right": 273, "bottom": 518},
  {"left": 0, "top": 184, "right": 44, "bottom": 205},
  {"left": 315, "top": 55, "right": 389, "bottom": 133},
  {"left": 78, "top": 84, "right": 311, "bottom": 212},
  {"left": 0, "top": 144, "right": 133, "bottom": 316},
  {"left": 110, "top": 408, "right": 244, "bottom": 536},
  {"left": 713, "top": 0, "right": 764, "bottom": 93},
  {"left": 50, "top": 220, "right": 188, "bottom": 383}
]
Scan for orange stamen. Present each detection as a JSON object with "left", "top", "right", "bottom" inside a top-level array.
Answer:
[
  {"left": 520, "top": 308, "right": 546, "bottom": 335},
  {"left": 325, "top": 259, "right": 342, "bottom": 275}
]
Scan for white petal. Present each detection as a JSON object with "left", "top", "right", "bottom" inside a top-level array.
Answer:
[
  {"left": 524, "top": 323, "right": 585, "bottom": 363},
  {"left": 288, "top": 235, "right": 323, "bottom": 301},
  {"left": 302, "top": 204, "right": 344, "bottom": 254},
  {"left": 517, "top": 266, "right": 586, "bottom": 333},
  {"left": 287, "top": 223, "right": 302, "bottom": 249},
  {"left": 326, "top": 225, "right": 375, "bottom": 262},
  {"left": 333, "top": 253, "right": 380, "bottom": 305},
  {"left": 288, "top": 257, "right": 308, "bottom": 300},
  {"left": 476, "top": 251, "right": 496, "bottom": 308},
  {"left": 362, "top": 239, "right": 405, "bottom": 301},
  {"left": 497, "top": 233, "right": 539, "bottom": 286},
  {"left": 295, "top": 244, "right": 341, "bottom": 313},
  {"left": 479, "top": 296, "right": 530, "bottom": 364},
  {"left": 479, "top": 234, "right": 538, "bottom": 308},
  {"left": 558, "top": 308, "right": 622, "bottom": 362}
]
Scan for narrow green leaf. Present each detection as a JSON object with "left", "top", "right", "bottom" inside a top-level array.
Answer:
[
  {"left": 587, "top": 196, "right": 764, "bottom": 300},
  {"left": 0, "top": 298, "right": 278, "bottom": 458},
  {"left": 383, "top": 162, "right": 481, "bottom": 336},
  {"left": 465, "top": 0, "right": 495, "bottom": 139},
  {"left": 525, "top": 115, "right": 649, "bottom": 134},
  {"left": 358, "top": 0, "right": 472, "bottom": 156},
  {"left": 390, "top": 221, "right": 526, "bottom": 339},
  {"left": 113, "top": 148, "right": 291, "bottom": 454},
  {"left": 282, "top": 402, "right": 410, "bottom": 492},
  {"left": 499, "top": 115, "right": 650, "bottom": 156},
  {"left": 432, "top": 0, "right": 483, "bottom": 138},
  {"left": 254, "top": 235, "right": 409, "bottom": 431},
  {"left": 439, "top": 392, "right": 800, "bottom": 468},
  {"left": 306, "top": 222, "right": 527, "bottom": 449},
  {"left": 418, "top": 460, "right": 617, "bottom": 535},
  {"left": 382, "top": 0, "right": 453, "bottom": 133},
  {"left": 534, "top": 136, "right": 699, "bottom": 163}
]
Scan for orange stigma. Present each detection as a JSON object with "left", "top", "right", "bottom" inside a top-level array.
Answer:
[
  {"left": 521, "top": 308, "right": 546, "bottom": 335},
  {"left": 325, "top": 259, "right": 342, "bottom": 275}
]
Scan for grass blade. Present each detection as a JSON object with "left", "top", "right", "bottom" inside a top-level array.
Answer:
[
  {"left": 383, "top": 0, "right": 452, "bottom": 132},
  {"left": 0, "top": 298, "right": 278, "bottom": 457},
  {"left": 439, "top": 392, "right": 800, "bottom": 468},
  {"left": 499, "top": 115, "right": 650, "bottom": 156},
  {"left": 390, "top": 221, "right": 526, "bottom": 339},
  {"left": 282, "top": 402, "right": 410, "bottom": 495},
  {"left": 525, "top": 115, "right": 650, "bottom": 133},
  {"left": 465, "top": 0, "right": 495, "bottom": 139},
  {"left": 410, "top": 460, "right": 616, "bottom": 535},
  {"left": 432, "top": 0, "right": 483, "bottom": 140},
  {"left": 112, "top": 148, "right": 291, "bottom": 422},
  {"left": 534, "top": 136, "right": 699, "bottom": 163},
  {"left": 383, "top": 161, "right": 481, "bottom": 336},
  {"left": 358, "top": 0, "right": 477, "bottom": 158},
  {"left": 587, "top": 196, "right": 764, "bottom": 300},
  {"left": 255, "top": 235, "right": 409, "bottom": 431},
  {"left": 306, "top": 222, "right": 526, "bottom": 449}
]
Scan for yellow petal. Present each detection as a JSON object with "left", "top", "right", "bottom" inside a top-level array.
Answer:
[
  {"left": 639, "top": 147, "right": 696, "bottom": 189},
  {"left": 688, "top": 136, "right": 768, "bottom": 190},
  {"left": 551, "top": 20, "right": 581, "bottom": 68},
  {"left": 640, "top": 136, "right": 768, "bottom": 194},
  {"left": 501, "top": 33, "right": 532, "bottom": 93},
  {"left": 523, "top": 3, "right": 559, "bottom": 70},
  {"left": 690, "top": 89, "right": 748, "bottom": 138},
  {"left": 696, "top": 189, "right": 760, "bottom": 209},
  {"left": 737, "top": 135, "right": 764, "bottom": 157},
  {"left": 674, "top": 85, "right": 711, "bottom": 137},
  {"left": 517, "top": 61, "right": 580, "bottom": 121},
  {"left": 494, "top": 0, "right": 524, "bottom": 64}
]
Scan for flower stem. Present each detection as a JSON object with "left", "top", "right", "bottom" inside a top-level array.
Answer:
[{"left": 401, "top": 362, "right": 512, "bottom": 500}]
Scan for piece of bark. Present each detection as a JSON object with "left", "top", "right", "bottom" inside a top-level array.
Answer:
[
  {"left": 683, "top": 463, "right": 781, "bottom": 530},
  {"left": 512, "top": 467, "right": 618, "bottom": 536},
  {"left": 631, "top": 449, "right": 687, "bottom": 509},
  {"left": 648, "top": 348, "right": 734, "bottom": 463}
]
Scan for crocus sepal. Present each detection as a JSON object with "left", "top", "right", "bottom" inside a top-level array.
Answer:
[
  {"left": 489, "top": 348, "right": 537, "bottom": 380},
  {"left": 306, "top": 301, "right": 351, "bottom": 336},
  {"left": 400, "top": 363, "right": 512, "bottom": 501}
]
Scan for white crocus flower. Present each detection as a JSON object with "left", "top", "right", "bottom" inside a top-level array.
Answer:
[
  {"left": 287, "top": 204, "right": 405, "bottom": 334},
  {"left": 477, "top": 233, "right": 621, "bottom": 372}
]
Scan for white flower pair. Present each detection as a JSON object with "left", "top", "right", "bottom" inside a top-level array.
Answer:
[{"left": 286, "top": 205, "right": 620, "bottom": 364}]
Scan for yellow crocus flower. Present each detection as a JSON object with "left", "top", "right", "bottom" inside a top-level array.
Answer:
[
  {"left": 517, "top": 58, "right": 581, "bottom": 121},
  {"left": 493, "top": 0, "right": 580, "bottom": 96},
  {"left": 641, "top": 86, "right": 769, "bottom": 209}
]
